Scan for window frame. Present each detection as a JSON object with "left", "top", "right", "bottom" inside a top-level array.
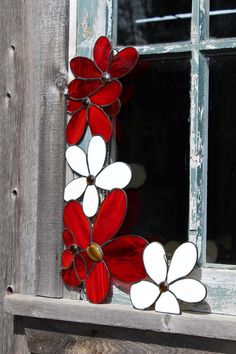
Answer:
[{"left": 67, "top": 0, "right": 236, "bottom": 315}]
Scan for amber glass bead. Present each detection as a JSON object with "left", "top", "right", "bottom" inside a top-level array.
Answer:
[{"left": 86, "top": 242, "right": 104, "bottom": 262}]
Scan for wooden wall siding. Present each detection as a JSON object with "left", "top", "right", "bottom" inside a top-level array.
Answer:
[
  {"left": 0, "top": 0, "right": 69, "bottom": 353},
  {"left": 17, "top": 317, "right": 236, "bottom": 354}
]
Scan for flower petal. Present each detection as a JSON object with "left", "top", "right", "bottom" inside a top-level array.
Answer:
[
  {"left": 104, "top": 99, "right": 121, "bottom": 117},
  {"left": 88, "top": 105, "right": 112, "bottom": 143},
  {"left": 155, "top": 291, "right": 180, "bottom": 314},
  {"left": 87, "top": 135, "right": 106, "bottom": 176},
  {"left": 90, "top": 81, "right": 122, "bottom": 106},
  {"left": 85, "top": 261, "right": 110, "bottom": 303},
  {"left": 66, "top": 109, "right": 87, "bottom": 145},
  {"left": 67, "top": 100, "right": 83, "bottom": 114},
  {"left": 130, "top": 281, "right": 159, "bottom": 310},
  {"left": 70, "top": 57, "right": 101, "bottom": 78},
  {"left": 61, "top": 249, "right": 73, "bottom": 269},
  {"left": 103, "top": 235, "right": 148, "bottom": 282},
  {"left": 63, "top": 201, "right": 91, "bottom": 249},
  {"left": 74, "top": 254, "right": 87, "bottom": 281},
  {"left": 143, "top": 242, "right": 167, "bottom": 285},
  {"left": 108, "top": 47, "right": 138, "bottom": 78},
  {"left": 169, "top": 279, "right": 207, "bottom": 303},
  {"left": 93, "top": 36, "right": 112, "bottom": 72},
  {"left": 64, "top": 178, "right": 87, "bottom": 202},
  {"left": 83, "top": 185, "right": 99, "bottom": 217},
  {"left": 62, "top": 267, "right": 82, "bottom": 287},
  {"left": 96, "top": 162, "right": 132, "bottom": 190},
  {"left": 63, "top": 229, "right": 75, "bottom": 248},
  {"left": 118, "top": 189, "right": 142, "bottom": 235},
  {"left": 93, "top": 189, "right": 127, "bottom": 244},
  {"left": 167, "top": 242, "right": 198, "bottom": 284},
  {"left": 65, "top": 145, "right": 89, "bottom": 176},
  {"left": 68, "top": 79, "right": 103, "bottom": 99}
]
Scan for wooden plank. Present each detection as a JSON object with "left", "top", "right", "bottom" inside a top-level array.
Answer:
[
  {"left": 111, "top": 267, "right": 236, "bottom": 316},
  {"left": 23, "top": 321, "right": 236, "bottom": 354},
  {"left": 0, "top": 0, "right": 69, "bottom": 352},
  {"left": 35, "top": 0, "right": 69, "bottom": 298},
  {"left": 0, "top": 1, "right": 37, "bottom": 353},
  {"left": 4, "top": 294, "right": 236, "bottom": 341}
]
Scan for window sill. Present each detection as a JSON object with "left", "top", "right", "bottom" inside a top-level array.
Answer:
[{"left": 4, "top": 293, "right": 236, "bottom": 341}]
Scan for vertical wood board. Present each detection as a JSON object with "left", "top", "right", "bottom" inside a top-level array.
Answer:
[{"left": 0, "top": 0, "right": 69, "bottom": 352}]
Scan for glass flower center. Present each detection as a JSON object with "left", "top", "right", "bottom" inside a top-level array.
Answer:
[
  {"left": 82, "top": 97, "right": 90, "bottom": 107},
  {"left": 69, "top": 244, "right": 79, "bottom": 254},
  {"left": 86, "top": 175, "right": 96, "bottom": 185},
  {"left": 159, "top": 281, "right": 169, "bottom": 293},
  {"left": 102, "top": 72, "right": 111, "bottom": 83},
  {"left": 86, "top": 242, "right": 103, "bottom": 262}
]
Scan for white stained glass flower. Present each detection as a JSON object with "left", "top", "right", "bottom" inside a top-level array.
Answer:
[
  {"left": 64, "top": 136, "right": 132, "bottom": 217},
  {"left": 130, "top": 242, "right": 207, "bottom": 315}
]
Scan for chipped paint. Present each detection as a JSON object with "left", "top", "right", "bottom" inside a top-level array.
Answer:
[{"left": 81, "top": 10, "right": 93, "bottom": 40}]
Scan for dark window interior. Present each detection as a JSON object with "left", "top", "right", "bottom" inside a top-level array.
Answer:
[
  {"left": 116, "top": 58, "right": 190, "bottom": 245},
  {"left": 207, "top": 54, "right": 236, "bottom": 264},
  {"left": 210, "top": 0, "right": 236, "bottom": 38},
  {"left": 117, "top": 0, "right": 192, "bottom": 45}
]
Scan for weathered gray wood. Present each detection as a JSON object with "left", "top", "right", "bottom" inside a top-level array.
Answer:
[
  {"left": 14, "top": 316, "right": 236, "bottom": 354},
  {"left": 111, "top": 267, "right": 236, "bottom": 315},
  {"left": 0, "top": 0, "right": 69, "bottom": 352},
  {"left": 4, "top": 294, "right": 236, "bottom": 341},
  {"left": 35, "top": 0, "right": 69, "bottom": 298},
  {"left": 24, "top": 327, "right": 236, "bottom": 354}
]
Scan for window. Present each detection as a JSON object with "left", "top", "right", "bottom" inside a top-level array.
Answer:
[{"left": 68, "top": 0, "right": 236, "bottom": 314}]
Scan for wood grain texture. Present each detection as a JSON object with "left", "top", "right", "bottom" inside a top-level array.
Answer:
[
  {"left": 4, "top": 294, "right": 236, "bottom": 341},
  {"left": 19, "top": 317, "right": 236, "bottom": 354},
  {"left": 0, "top": 0, "right": 69, "bottom": 352}
]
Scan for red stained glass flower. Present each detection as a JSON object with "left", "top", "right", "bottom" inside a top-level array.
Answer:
[
  {"left": 66, "top": 36, "right": 138, "bottom": 145},
  {"left": 62, "top": 189, "right": 148, "bottom": 303},
  {"left": 70, "top": 36, "right": 139, "bottom": 82},
  {"left": 66, "top": 81, "right": 121, "bottom": 144}
]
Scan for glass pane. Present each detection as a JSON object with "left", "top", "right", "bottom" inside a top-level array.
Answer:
[
  {"left": 210, "top": 1, "right": 236, "bottom": 38},
  {"left": 117, "top": 0, "right": 192, "bottom": 45},
  {"left": 115, "top": 58, "right": 190, "bottom": 246},
  {"left": 207, "top": 55, "right": 236, "bottom": 265}
]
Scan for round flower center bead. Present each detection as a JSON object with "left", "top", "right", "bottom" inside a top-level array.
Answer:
[
  {"left": 86, "top": 175, "right": 96, "bottom": 185},
  {"left": 102, "top": 72, "right": 111, "bottom": 83},
  {"left": 69, "top": 244, "right": 79, "bottom": 254},
  {"left": 159, "top": 281, "right": 169, "bottom": 293},
  {"left": 82, "top": 97, "right": 90, "bottom": 107},
  {"left": 86, "top": 242, "right": 103, "bottom": 262}
]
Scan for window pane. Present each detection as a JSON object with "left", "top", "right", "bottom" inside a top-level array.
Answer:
[
  {"left": 207, "top": 55, "right": 236, "bottom": 265},
  {"left": 210, "top": 1, "right": 236, "bottom": 38},
  {"left": 117, "top": 0, "right": 192, "bottom": 45},
  {"left": 115, "top": 58, "right": 190, "bottom": 246}
]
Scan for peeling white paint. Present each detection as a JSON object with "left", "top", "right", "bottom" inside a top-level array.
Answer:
[{"left": 106, "top": 0, "right": 113, "bottom": 40}]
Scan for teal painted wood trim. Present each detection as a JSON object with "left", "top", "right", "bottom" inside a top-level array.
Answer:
[
  {"left": 136, "top": 38, "right": 236, "bottom": 57},
  {"left": 76, "top": 0, "right": 115, "bottom": 57},
  {"left": 191, "top": 0, "right": 209, "bottom": 43},
  {"left": 189, "top": 51, "right": 209, "bottom": 264}
]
